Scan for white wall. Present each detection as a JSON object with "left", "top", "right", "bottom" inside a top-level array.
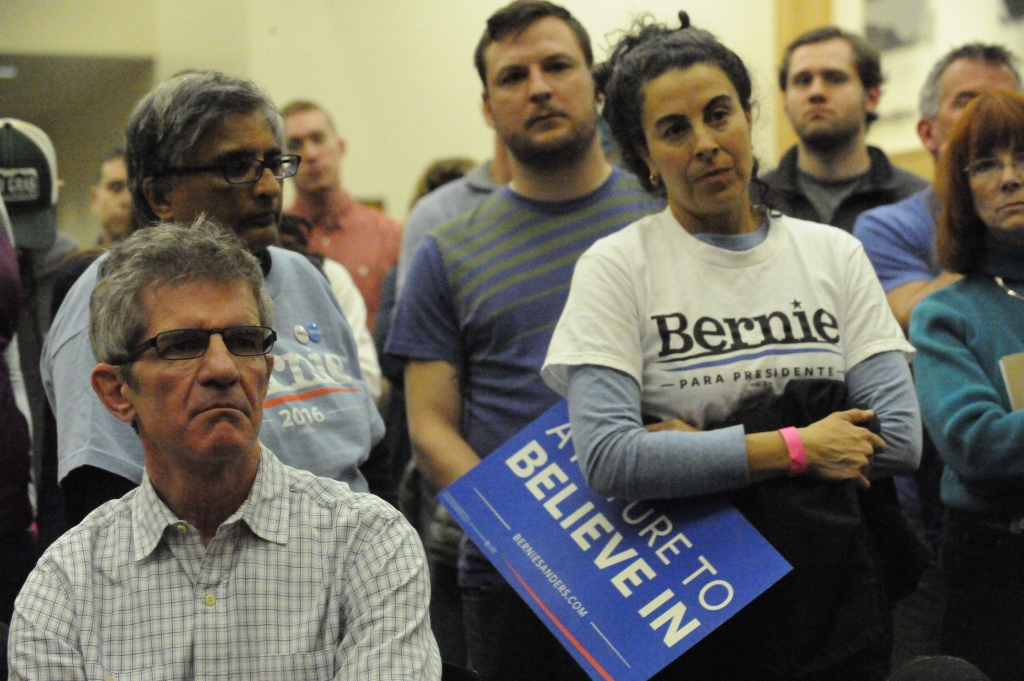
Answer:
[
  {"left": 0, "top": 0, "right": 776, "bottom": 229},
  {"left": 248, "top": 0, "right": 777, "bottom": 218},
  {"left": 836, "top": 0, "right": 1024, "bottom": 153}
]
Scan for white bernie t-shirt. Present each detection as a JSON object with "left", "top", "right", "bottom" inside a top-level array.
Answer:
[{"left": 543, "top": 208, "right": 913, "bottom": 429}]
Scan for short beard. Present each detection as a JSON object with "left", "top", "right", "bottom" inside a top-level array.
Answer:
[
  {"left": 504, "top": 117, "right": 598, "bottom": 172},
  {"left": 797, "top": 120, "right": 861, "bottom": 156}
]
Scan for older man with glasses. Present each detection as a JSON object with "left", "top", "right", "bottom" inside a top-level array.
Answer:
[
  {"left": 11, "top": 221, "right": 440, "bottom": 681},
  {"left": 41, "top": 71, "right": 385, "bottom": 527}
]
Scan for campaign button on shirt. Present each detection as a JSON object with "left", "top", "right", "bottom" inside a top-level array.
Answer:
[
  {"left": 294, "top": 324, "right": 309, "bottom": 344},
  {"left": 307, "top": 323, "right": 322, "bottom": 343}
]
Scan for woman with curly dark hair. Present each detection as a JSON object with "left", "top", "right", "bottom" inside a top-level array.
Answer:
[
  {"left": 542, "top": 13, "right": 921, "bottom": 680},
  {"left": 911, "top": 89, "right": 1024, "bottom": 681}
]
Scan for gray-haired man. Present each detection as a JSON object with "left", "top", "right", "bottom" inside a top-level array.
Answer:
[
  {"left": 854, "top": 44, "right": 1020, "bottom": 329},
  {"left": 42, "top": 71, "right": 384, "bottom": 526},
  {"left": 12, "top": 221, "right": 440, "bottom": 680}
]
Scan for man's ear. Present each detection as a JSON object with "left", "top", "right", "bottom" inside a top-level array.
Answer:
[
  {"left": 482, "top": 92, "right": 495, "bottom": 130},
  {"left": 917, "top": 117, "right": 941, "bottom": 156},
  {"left": 91, "top": 364, "right": 138, "bottom": 424},
  {"left": 142, "top": 177, "right": 175, "bottom": 221},
  {"left": 864, "top": 85, "right": 882, "bottom": 117},
  {"left": 337, "top": 136, "right": 347, "bottom": 161}
]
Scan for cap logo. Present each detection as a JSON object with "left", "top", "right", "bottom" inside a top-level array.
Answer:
[{"left": 0, "top": 167, "right": 40, "bottom": 203}]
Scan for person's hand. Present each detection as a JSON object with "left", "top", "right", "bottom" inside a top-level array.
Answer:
[
  {"left": 799, "top": 409, "right": 885, "bottom": 489},
  {"left": 646, "top": 418, "right": 697, "bottom": 433}
]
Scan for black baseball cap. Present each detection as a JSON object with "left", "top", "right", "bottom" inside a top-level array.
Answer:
[{"left": 0, "top": 119, "right": 58, "bottom": 251}]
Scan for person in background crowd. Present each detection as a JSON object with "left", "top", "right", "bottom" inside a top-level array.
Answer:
[
  {"left": 911, "top": 89, "right": 1024, "bottom": 681},
  {"left": 387, "top": 2, "right": 663, "bottom": 678},
  {"left": 90, "top": 147, "right": 132, "bottom": 248},
  {"left": 886, "top": 656, "right": 992, "bottom": 681},
  {"left": 761, "top": 27, "right": 928, "bottom": 232},
  {"left": 377, "top": 155, "right": 479, "bottom": 668},
  {"left": 543, "top": 13, "right": 920, "bottom": 680},
  {"left": 397, "top": 141, "right": 511, "bottom": 296},
  {"left": 277, "top": 213, "right": 383, "bottom": 404},
  {"left": 852, "top": 43, "right": 1021, "bottom": 670},
  {"left": 283, "top": 100, "right": 402, "bottom": 330},
  {"left": 10, "top": 221, "right": 440, "bottom": 680},
  {"left": 855, "top": 45, "right": 1020, "bottom": 331},
  {"left": 0, "top": 194, "right": 34, "bottom": 627},
  {"left": 0, "top": 119, "right": 79, "bottom": 542},
  {"left": 409, "top": 157, "right": 477, "bottom": 211},
  {"left": 42, "top": 71, "right": 383, "bottom": 527}
]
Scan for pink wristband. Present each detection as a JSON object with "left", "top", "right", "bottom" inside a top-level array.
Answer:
[{"left": 780, "top": 427, "right": 807, "bottom": 476}]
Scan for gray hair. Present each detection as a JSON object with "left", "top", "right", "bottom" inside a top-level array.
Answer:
[
  {"left": 125, "top": 71, "right": 284, "bottom": 229},
  {"left": 90, "top": 218, "right": 273, "bottom": 382},
  {"left": 919, "top": 43, "right": 1021, "bottom": 119}
]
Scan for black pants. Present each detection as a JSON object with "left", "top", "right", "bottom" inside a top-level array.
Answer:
[
  {"left": 0, "top": 530, "right": 37, "bottom": 625},
  {"left": 462, "top": 581, "right": 589, "bottom": 681},
  {"left": 61, "top": 465, "right": 137, "bottom": 528},
  {"left": 941, "top": 510, "right": 1024, "bottom": 681}
]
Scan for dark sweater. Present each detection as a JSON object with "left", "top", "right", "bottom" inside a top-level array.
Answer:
[{"left": 759, "top": 146, "right": 929, "bottom": 233}]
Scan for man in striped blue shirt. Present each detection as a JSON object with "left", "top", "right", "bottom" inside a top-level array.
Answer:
[{"left": 387, "top": 2, "right": 662, "bottom": 679}]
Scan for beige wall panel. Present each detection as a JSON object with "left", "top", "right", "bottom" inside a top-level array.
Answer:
[{"left": 773, "top": 0, "right": 833, "bottom": 164}]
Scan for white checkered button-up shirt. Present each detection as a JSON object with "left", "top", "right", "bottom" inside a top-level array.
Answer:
[{"left": 8, "top": 445, "right": 441, "bottom": 680}]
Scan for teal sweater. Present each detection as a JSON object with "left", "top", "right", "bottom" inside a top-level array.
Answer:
[{"left": 910, "top": 238, "right": 1024, "bottom": 514}]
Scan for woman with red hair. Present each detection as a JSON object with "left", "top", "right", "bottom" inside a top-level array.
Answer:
[{"left": 911, "top": 88, "right": 1024, "bottom": 681}]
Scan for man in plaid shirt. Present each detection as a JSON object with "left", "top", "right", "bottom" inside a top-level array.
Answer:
[{"left": 8, "top": 221, "right": 440, "bottom": 680}]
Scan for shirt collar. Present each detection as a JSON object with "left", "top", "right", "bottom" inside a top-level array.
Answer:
[
  {"left": 466, "top": 162, "right": 500, "bottom": 192},
  {"left": 131, "top": 444, "right": 290, "bottom": 562}
]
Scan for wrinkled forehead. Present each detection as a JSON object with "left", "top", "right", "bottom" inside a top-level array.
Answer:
[
  {"left": 188, "top": 111, "right": 281, "bottom": 164},
  {"left": 139, "top": 277, "right": 260, "bottom": 335},
  {"left": 940, "top": 59, "right": 1020, "bottom": 104}
]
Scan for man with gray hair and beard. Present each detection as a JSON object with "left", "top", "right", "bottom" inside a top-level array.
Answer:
[
  {"left": 42, "top": 71, "right": 384, "bottom": 526},
  {"left": 10, "top": 221, "right": 440, "bottom": 680}
]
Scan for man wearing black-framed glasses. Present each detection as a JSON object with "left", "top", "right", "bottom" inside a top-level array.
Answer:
[
  {"left": 12, "top": 220, "right": 441, "bottom": 681},
  {"left": 41, "top": 71, "right": 388, "bottom": 528}
]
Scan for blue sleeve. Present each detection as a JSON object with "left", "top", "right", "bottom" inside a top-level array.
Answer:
[
  {"left": 853, "top": 201, "right": 937, "bottom": 292},
  {"left": 911, "top": 297, "right": 1024, "bottom": 485},
  {"left": 385, "top": 236, "right": 462, "bottom": 365},
  {"left": 40, "top": 257, "right": 146, "bottom": 484},
  {"left": 566, "top": 364, "right": 749, "bottom": 500},
  {"left": 845, "top": 350, "right": 922, "bottom": 477},
  {"left": 397, "top": 196, "right": 447, "bottom": 298}
]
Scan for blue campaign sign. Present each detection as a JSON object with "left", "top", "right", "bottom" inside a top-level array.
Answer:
[{"left": 440, "top": 400, "right": 791, "bottom": 681}]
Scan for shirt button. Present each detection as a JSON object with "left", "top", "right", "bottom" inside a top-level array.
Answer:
[
  {"left": 176, "top": 524, "right": 187, "bottom": 534},
  {"left": 107, "top": 676, "right": 115, "bottom": 681},
  {"left": 205, "top": 594, "right": 216, "bottom": 606},
  {"left": 357, "top": 265, "right": 370, "bottom": 277}
]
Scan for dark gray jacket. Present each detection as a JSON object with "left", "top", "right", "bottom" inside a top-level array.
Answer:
[{"left": 758, "top": 145, "right": 929, "bottom": 233}]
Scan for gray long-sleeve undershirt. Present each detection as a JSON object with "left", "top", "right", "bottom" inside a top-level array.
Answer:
[{"left": 563, "top": 223, "right": 922, "bottom": 501}]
